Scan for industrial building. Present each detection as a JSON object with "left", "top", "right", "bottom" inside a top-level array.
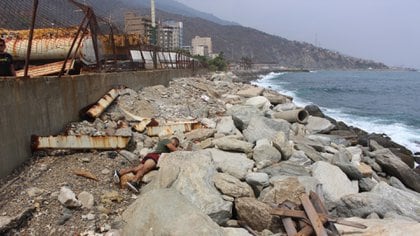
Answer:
[{"left": 192, "top": 36, "right": 212, "bottom": 56}]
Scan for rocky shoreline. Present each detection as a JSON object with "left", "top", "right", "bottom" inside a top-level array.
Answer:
[{"left": 1, "top": 72, "right": 419, "bottom": 235}]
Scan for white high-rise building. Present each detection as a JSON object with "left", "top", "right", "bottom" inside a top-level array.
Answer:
[{"left": 158, "top": 21, "right": 183, "bottom": 51}]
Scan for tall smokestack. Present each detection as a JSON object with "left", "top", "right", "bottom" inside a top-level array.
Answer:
[{"left": 151, "top": 0, "right": 156, "bottom": 28}]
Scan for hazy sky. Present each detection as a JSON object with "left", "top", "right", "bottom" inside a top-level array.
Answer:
[{"left": 176, "top": 0, "right": 420, "bottom": 69}]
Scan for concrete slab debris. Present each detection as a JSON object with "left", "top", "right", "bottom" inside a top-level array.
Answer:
[{"left": 146, "top": 121, "right": 202, "bottom": 137}]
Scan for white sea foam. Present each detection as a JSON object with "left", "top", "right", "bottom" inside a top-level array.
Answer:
[{"left": 253, "top": 72, "right": 420, "bottom": 154}]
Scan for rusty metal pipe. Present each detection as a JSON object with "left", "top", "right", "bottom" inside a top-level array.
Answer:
[
  {"left": 86, "top": 88, "right": 120, "bottom": 119},
  {"left": 24, "top": 0, "right": 39, "bottom": 77}
]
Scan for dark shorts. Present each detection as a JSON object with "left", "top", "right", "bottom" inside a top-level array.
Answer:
[{"left": 141, "top": 153, "right": 161, "bottom": 164}]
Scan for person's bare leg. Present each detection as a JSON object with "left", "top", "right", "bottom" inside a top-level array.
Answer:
[
  {"left": 132, "top": 159, "right": 156, "bottom": 183},
  {"left": 119, "top": 164, "right": 143, "bottom": 176}
]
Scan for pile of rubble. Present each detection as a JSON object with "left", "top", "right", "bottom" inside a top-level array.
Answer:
[{"left": 1, "top": 72, "right": 420, "bottom": 235}]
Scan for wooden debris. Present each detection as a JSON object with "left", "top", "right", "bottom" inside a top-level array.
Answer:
[
  {"left": 270, "top": 192, "right": 367, "bottom": 236},
  {"left": 73, "top": 169, "right": 98, "bottom": 181}
]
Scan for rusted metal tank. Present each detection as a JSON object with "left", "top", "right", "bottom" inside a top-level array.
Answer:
[
  {"left": 4, "top": 37, "right": 102, "bottom": 65},
  {"left": 1, "top": 28, "right": 146, "bottom": 65}
]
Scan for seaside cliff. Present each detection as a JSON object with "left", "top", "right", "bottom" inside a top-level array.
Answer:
[{"left": 0, "top": 72, "right": 419, "bottom": 235}]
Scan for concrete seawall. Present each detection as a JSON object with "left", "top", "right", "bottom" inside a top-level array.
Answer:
[{"left": 0, "top": 69, "right": 196, "bottom": 178}]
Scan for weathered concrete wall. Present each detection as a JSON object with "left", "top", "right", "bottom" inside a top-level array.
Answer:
[{"left": 0, "top": 69, "right": 196, "bottom": 178}]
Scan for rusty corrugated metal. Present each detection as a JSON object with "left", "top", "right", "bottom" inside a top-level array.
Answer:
[
  {"left": 16, "top": 60, "right": 73, "bottom": 77},
  {"left": 31, "top": 135, "right": 130, "bottom": 150},
  {"left": 146, "top": 121, "right": 202, "bottom": 136},
  {"left": 86, "top": 88, "right": 119, "bottom": 119}
]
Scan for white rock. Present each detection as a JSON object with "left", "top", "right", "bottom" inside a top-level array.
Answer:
[
  {"left": 58, "top": 186, "right": 81, "bottom": 208},
  {"left": 216, "top": 116, "right": 237, "bottom": 135},
  {"left": 122, "top": 189, "right": 225, "bottom": 236},
  {"left": 78, "top": 191, "right": 94, "bottom": 210},
  {"left": 213, "top": 173, "right": 254, "bottom": 198},
  {"left": 208, "top": 149, "right": 255, "bottom": 180},
  {"left": 245, "top": 172, "right": 270, "bottom": 187},
  {"left": 245, "top": 96, "right": 271, "bottom": 111},
  {"left": 201, "top": 118, "right": 217, "bottom": 129},
  {"left": 26, "top": 187, "right": 44, "bottom": 198},
  {"left": 101, "top": 168, "right": 111, "bottom": 175},
  {"left": 213, "top": 137, "right": 253, "bottom": 153},
  {"left": 237, "top": 86, "right": 264, "bottom": 98}
]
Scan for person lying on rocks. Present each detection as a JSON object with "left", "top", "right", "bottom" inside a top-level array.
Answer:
[{"left": 113, "top": 137, "right": 180, "bottom": 193}]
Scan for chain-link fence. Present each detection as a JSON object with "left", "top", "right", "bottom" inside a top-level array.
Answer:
[{"left": 0, "top": 0, "right": 194, "bottom": 77}]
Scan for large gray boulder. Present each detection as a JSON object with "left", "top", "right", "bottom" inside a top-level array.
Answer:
[
  {"left": 311, "top": 161, "right": 359, "bottom": 205},
  {"left": 237, "top": 86, "right": 264, "bottom": 98},
  {"left": 216, "top": 116, "right": 237, "bottom": 135},
  {"left": 253, "top": 144, "right": 282, "bottom": 169},
  {"left": 261, "top": 161, "right": 310, "bottom": 177},
  {"left": 335, "top": 217, "right": 420, "bottom": 235},
  {"left": 258, "top": 176, "right": 306, "bottom": 205},
  {"left": 243, "top": 117, "right": 290, "bottom": 144},
  {"left": 213, "top": 137, "right": 253, "bottom": 154},
  {"left": 213, "top": 173, "right": 255, "bottom": 198},
  {"left": 336, "top": 182, "right": 420, "bottom": 221},
  {"left": 331, "top": 148, "right": 364, "bottom": 180},
  {"left": 58, "top": 186, "right": 81, "bottom": 208},
  {"left": 227, "top": 105, "right": 264, "bottom": 131},
  {"left": 245, "top": 172, "right": 270, "bottom": 188},
  {"left": 373, "top": 149, "right": 420, "bottom": 192},
  {"left": 143, "top": 151, "right": 232, "bottom": 224},
  {"left": 294, "top": 143, "right": 325, "bottom": 162},
  {"left": 263, "top": 90, "right": 291, "bottom": 105},
  {"left": 207, "top": 149, "right": 255, "bottom": 180},
  {"left": 245, "top": 96, "right": 271, "bottom": 112},
  {"left": 235, "top": 197, "right": 282, "bottom": 232},
  {"left": 185, "top": 128, "right": 216, "bottom": 142},
  {"left": 272, "top": 132, "right": 293, "bottom": 160},
  {"left": 288, "top": 150, "right": 312, "bottom": 166},
  {"left": 122, "top": 189, "right": 224, "bottom": 236},
  {"left": 305, "top": 116, "right": 335, "bottom": 134}
]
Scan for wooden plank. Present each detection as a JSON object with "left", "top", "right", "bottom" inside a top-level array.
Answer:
[
  {"left": 310, "top": 191, "right": 341, "bottom": 235},
  {"left": 300, "top": 194, "right": 328, "bottom": 236}
]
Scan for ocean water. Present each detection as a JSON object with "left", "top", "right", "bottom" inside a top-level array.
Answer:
[{"left": 253, "top": 71, "right": 420, "bottom": 154}]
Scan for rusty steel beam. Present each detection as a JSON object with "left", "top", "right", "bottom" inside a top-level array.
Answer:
[
  {"left": 24, "top": 0, "right": 39, "bottom": 77},
  {"left": 31, "top": 135, "right": 130, "bottom": 151},
  {"left": 59, "top": 12, "right": 89, "bottom": 78},
  {"left": 86, "top": 88, "right": 120, "bottom": 119},
  {"left": 300, "top": 194, "right": 328, "bottom": 236},
  {"left": 310, "top": 191, "right": 341, "bottom": 235}
]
